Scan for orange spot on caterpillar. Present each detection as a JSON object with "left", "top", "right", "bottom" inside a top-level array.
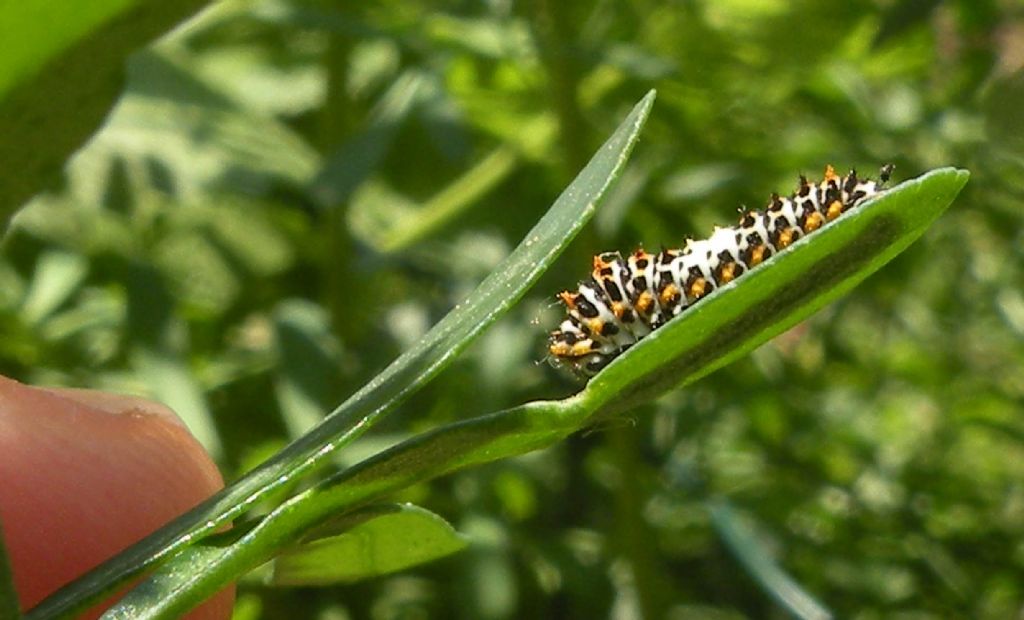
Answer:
[
  {"left": 718, "top": 263, "right": 737, "bottom": 284},
  {"left": 804, "top": 211, "right": 824, "bottom": 232},
  {"left": 750, "top": 245, "right": 767, "bottom": 266},
  {"left": 826, "top": 200, "right": 843, "bottom": 221},
  {"left": 687, "top": 278, "right": 708, "bottom": 300},
  {"left": 777, "top": 228, "right": 795, "bottom": 249},
  {"left": 549, "top": 341, "right": 571, "bottom": 356},
  {"left": 659, "top": 283, "right": 680, "bottom": 306},
  {"left": 636, "top": 291, "right": 655, "bottom": 313}
]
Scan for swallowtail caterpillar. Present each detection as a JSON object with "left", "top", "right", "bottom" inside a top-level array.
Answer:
[{"left": 548, "top": 164, "right": 894, "bottom": 376}]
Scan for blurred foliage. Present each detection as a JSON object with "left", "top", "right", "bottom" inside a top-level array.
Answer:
[
  {"left": 0, "top": 0, "right": 211, "bottom": 229},
  {"left": 1, "top": 0, "right": 1022, "bottom": 618}
]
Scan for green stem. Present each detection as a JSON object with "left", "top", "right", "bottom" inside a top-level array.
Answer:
[
  {"left": 532, "top": 0, "right": 589, "bottom": 175},
  {"left": 380, "top": 146, "right": 520, "bottom": 254},
  {"left": 608, "top": 425, "right": 672, "bottom": 619}
]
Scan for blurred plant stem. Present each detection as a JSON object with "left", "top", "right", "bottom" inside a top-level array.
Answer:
[
  {"left": 379, "top": 146, "right": 519, "bottom": 254},
  {"left": 532, "top": 0, "right": 590, "bottom": 176},
  {"left": 608, "top": 425, "right": 673, "bottom": 619}
]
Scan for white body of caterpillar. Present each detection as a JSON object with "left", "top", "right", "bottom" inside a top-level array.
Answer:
[{"left": 548, "top": 164, "right": 894, "bottom": 376}]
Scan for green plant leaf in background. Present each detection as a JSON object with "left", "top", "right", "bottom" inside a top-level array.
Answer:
[
  {"left": 29, "top": 90, "right": 657, "bottom": 620},
  {"left": 101, "top": 167, "right": 969, "bottom": 619},
  {"left": 706, "top": 498, "right": 833, "bottom": 620},
  {"left": 272, "top": 299, "right": 342, "bottom": 439},
  {"left": 664, "top": 453, "right": 834, "bottom": 620},
  {"left": 0, "top": 0, "right": 211, "bottom": 232},
  {"left": 17, "top": 251, "right": 88, "bottom": 326},
  {"left": 271, "top": 503, "right": 468, "bottom": 586}
]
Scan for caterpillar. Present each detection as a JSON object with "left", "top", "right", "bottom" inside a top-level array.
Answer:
[{"left": 548, "top": 164, "right": 895, "bottom": 376}]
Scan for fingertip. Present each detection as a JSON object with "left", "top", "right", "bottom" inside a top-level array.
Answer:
[{"left": 0, "top": 375, "right": 232, "bottom": 618}]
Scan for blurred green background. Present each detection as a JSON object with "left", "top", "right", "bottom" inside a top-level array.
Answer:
[{"left": 2, "top": 0, "right": 1023, "bottom": 618}]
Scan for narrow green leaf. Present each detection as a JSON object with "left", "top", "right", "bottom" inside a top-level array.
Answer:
[
  {"left": 0, "top": 0, "right": 211, "bottom": 233},
  {"left": 271, "top": 504, "right": 468, "bottom": 586},
  {"left": 707, "top": 498, "right": 833, "bottom": 620},
  {"left": 580, "top": 167, "right": 970, "bottom": 417},
  {"left": 29, "top": 90, "right": 656, "bottom": 619},
  {"left": 102, "top": 400, "right": 578, "bottom": 620}
]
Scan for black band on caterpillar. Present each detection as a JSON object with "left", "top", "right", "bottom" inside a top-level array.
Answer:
[{"left": 548, "top": 164, "right": 895, "bottom": 376}]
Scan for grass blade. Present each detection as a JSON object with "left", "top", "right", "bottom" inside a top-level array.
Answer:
[{"left": 707, "top": 498, "right": 833, "bottom": 620}]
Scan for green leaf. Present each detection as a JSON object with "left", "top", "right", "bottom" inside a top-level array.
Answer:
[
  {"left": 579, "top": 167, "right": 971, "bottom": 418},
  {"left": 271, "top": 504, "right": 468, "bottom": 586},
  {"left": 0, "top": 0, "right": 210, "bottom": 233},
  {"left": 707, "top": 498, "right": 833, "bottom": 620},
  {"left": 19, "top": 251, "right": 88, "bottom": 325},
  {"left": 272, "top": 300, "right": 341, "bottom": 438},
  {"left": 29, "top": 90, "right": 656, "bottom": 619},
  {"left": 308, "top": 71, "right": 425, "bottom": 208},
  {"left": 100, "top": 401, "right": 579, "bottom": 620}
]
